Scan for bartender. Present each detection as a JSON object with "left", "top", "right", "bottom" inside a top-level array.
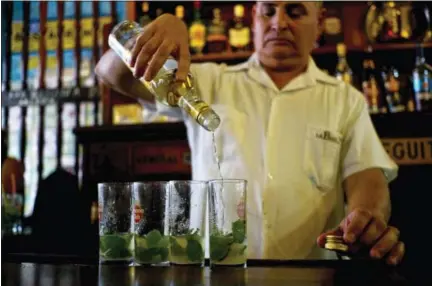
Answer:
[{"left": 95, "top": 1, "right": 404, "bottom": 265}]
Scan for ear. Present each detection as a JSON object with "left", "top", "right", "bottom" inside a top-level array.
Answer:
[
  {"left": 316, "top": 6, "right": 326, "bottom": 41},
  {"left": 251, "top": 4, "right": 257, "bottom": 32}
]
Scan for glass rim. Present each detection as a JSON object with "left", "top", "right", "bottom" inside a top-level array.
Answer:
[
  {"left": 132, "top": 181, "right": 168, "bottom": 185},
  {"left": 97, "top": 182, "right": 132, "bottom": 187},
  {"left": 207, "top": 179, "right": 247, "bottom": 184},
  {"left": 168, "top": 180, "right": 208, "bottom": 184}
]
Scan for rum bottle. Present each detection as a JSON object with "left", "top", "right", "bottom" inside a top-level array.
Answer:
[
  {"left": 334, "top": 43, "right": 353, "bottom": 84},
  {"left": 229, "top": 4, "right": 250, "bottom": 52},
  {"left": 412, "top": 44, "right": 431, "bottom": 111},
  {"left": 207, "top": 8, "right": 227, "bottom": 54},
  {"left": 139, "top": 2, "right": 151, "bottom": 27},
  {"left": 362, "top": 47, "right": 386, "bottom": 114},
  {"left": 175, "top": 5, "right": 185, "bottom": 22},
  {"left": 109, "top": 20, "right": 221, "bottom": 131},
  {"left": 382, "top": 66, "right": 405, "bottom": 113},
  {"left": 189, "top": 1, "right": 206, "bottom": 55}
]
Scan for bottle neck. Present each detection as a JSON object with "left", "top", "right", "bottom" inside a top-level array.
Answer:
[
  {"left": 338, "top": 56, "right": 347, "bottom": 64},
  {"left": 194, "top": 10, "right": 201, "bottom": 21}
]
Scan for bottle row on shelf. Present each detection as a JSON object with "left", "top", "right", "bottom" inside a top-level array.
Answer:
[
  {"left": 136, "top": 1, "right": 432, "bottom": 58},
  {"left": 334, "top": 43, "right": 432, "bottom": 113},
  {"left": 139, "top": 1, "right": 251, "bottom": 56},
  {"left": 2, "top": 1, "right": 128, "bottom": 93},
  {"left": 2, "top": 87, "right": 99, "bottom": 107}
]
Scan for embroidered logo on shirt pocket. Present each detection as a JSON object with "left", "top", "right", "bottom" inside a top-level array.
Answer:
[{"left": 303, "top": 125, "right": 342, "bottom": 193}]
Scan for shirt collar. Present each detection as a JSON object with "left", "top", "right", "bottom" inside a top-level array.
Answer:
[{"left": 225, "top": 52, "right": 340, "bottom": 93}]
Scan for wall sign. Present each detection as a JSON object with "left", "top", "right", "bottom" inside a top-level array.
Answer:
[
  {"left": 132, "top": 142, "right": 191, "bottom": 175},
  {"left": 381, "top": 137, "right": 432, "bottom": 165}
]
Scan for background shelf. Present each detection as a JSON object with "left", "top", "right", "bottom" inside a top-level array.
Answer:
[{"left": 191, "top": 42, "right": 432, "bottom": 63}]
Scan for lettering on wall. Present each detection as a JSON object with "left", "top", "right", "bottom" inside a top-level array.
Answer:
[
  {"left": 382, "top": 137, "right": 432, "bottom": 165},
  {"left": 132, "top": 142, "right": 191, "bottom": 175}
]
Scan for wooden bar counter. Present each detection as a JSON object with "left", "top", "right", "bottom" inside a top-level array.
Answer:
[{"left": 2, "top": 256, "right": 412, "bottom": 285}]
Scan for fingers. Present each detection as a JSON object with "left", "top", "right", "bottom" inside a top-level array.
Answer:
[
  {"left": 386, "top": 241, "right": 405, "bottom": 265},
  {"left": 130, "top": 25, "right": 155, "bottom": 66},
  {"left": 370, "top": 226, "right": 400, "bottom": 260},
  {"left": 342, "top": 208, "right": 373, "bottom": 244},
  {"left": 133, "top": 34, "right": 163, "bottom": 79},
  {"left": 144, "top": 40, "right": 176, "bottom": 81},
  {"left": 359, "top": 217, "right": 387, "bottom": 246},
  {"left": 175, "top": 41, "right": 191, "bottom": 82}
]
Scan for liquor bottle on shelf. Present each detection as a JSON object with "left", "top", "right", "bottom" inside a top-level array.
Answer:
[
  {"left": 364, "top": 2, "right": 381, "bottom": 44},
  {"left": 207, "top": 8, "right": 227, "bottom": 54},
  {"left": 319, "top": 3, "right": 344, "bottom": 46},
  {"left": 411, "top": 3, "right": 432, "bottom": 42},
  {"left": 334, "top": 43, "right": 353, "bottom": 84},
  {"left": 229, "top": 4, "right": 250, "bottom": 52},
  {"left": 412, "top": 44, "right": 431, "bottom": 111},
  {"left": 361, "top": 47, "right": 387, "bottom": 114},
  {"left": 365, "top": 1, "right": 403, "bottom": 43},
  {"left": 399, "top": 2, "right": 412, "bottom": 40},
  {"left": 189, "top": 1, "right": 206, "bottom": 55},
  {"left": 175, "top": 5, "right": 185, "bottom": 22},
  {"left": 379, "top": 1, "right": 402, "bottom": 43},
  {"left": 382, "top": 66, "right": 405, "bottom": 113},
  {"left": 139, "top": 2, "right": 152, "bottom": 27},
  {"left": 406, "top": 95, "right": 416, "bottom": 112},
  {"left": 109, "top": 20, "right": 220, "bottom": 132},
  {"left": 156, "top": 8, "right": 164, "bottom": 18}
]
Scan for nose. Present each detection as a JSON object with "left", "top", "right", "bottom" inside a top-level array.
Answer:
[{"left": 270, "top": 7, "right": 289, "bottom": 31}]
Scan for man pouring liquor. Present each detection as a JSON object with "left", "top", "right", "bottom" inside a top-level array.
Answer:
[{"left": 95, "top": 1, "right": 404, "bottom": 265}]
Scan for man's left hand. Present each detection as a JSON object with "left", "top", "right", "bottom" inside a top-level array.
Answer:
[{"left": 317, "top": 207, "right": 405, "bottom": 265}]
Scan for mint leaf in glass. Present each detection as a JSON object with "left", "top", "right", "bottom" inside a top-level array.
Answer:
[
  {"left": 210, "top": 234, "right": 233, "bottom": 261},
  {"left": 170, "top": 236, "right": 186, "bottom": 256},
  {"left": 157, "top": 236, "right": 170, "bottom": 248},
  {"left": 186, "top": 239, "right": 204, "bottom": 262},
  {"left": 232, "top": 220, "right": 246, "bottom": 244},
  {"left": 160, "top": 247, "right": 169, "bottom": 261},
  {"left": 136, "top": 248, "right": 153, "bottom": 262},
  {"left": 135, "top": 231, "right": 170, "bottom": 264},
  {"left": 100, "top": 234, "right": 132, "bottom": 259},
  {"left": 146, "top": 229, "right": 162, "bottom": 248}
]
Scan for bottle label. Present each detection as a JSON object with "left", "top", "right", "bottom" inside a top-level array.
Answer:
[
  {"left": 189, "top": 24, "right": 206, "bottom": 49},
  {"left": 229, "top": 27, "right": 250, "bottom": 48},
  {"left": 324, "top": 17, "right": 342, "bottom": 35},
  {"left": 208, "top": 24, "right": 226, "bottom": 42},
  {"left": 80, "top": 18, "right": 94, "bottom": 49},
  {"left": 134, "top": 204, "right": 144, "bottom": 224},
  {"left": 11, "top": 22, "right": 24, "bottom": 53},
  {"left": 98, "top": 16, "right": 112, "bottom": 48},
  {"left": 413, "top": 72, "right": 421, "bottom": 93},
  {"left": 62, "top": 19, "right": 76, "bottom": 50}
]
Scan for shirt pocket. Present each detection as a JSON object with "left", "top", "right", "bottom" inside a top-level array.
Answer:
[{"left": 303, "top": 125, "right": 342, "bottom": 193}]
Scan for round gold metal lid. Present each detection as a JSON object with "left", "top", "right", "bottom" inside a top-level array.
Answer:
[{"left": 324, "top": 235, "right": 348, "bottom": 252}]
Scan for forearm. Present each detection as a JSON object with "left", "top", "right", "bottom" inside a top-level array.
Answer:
[
  {"left": 95, "top": 49, "right": 155, "bottom": 103},
  {"left": 343, "top": 168, "right": 391, "bottom": 222}
]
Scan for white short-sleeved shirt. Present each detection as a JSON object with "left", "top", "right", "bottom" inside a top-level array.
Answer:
[{"left": 140, "top": 53, "right": 398, "bottom": 260}]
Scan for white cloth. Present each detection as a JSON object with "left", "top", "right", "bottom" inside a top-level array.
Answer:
[{"left": 139, "top": 53, "right": 398, "bottom": 260}]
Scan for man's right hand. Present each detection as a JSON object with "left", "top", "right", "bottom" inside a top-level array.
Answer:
[{"left": 130, "top": 14, "right": 190, "bottom": 83}]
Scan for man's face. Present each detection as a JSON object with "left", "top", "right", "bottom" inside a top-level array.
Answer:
[{"left": 252, "top": 1, "right": 321, "bottom": 71}]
